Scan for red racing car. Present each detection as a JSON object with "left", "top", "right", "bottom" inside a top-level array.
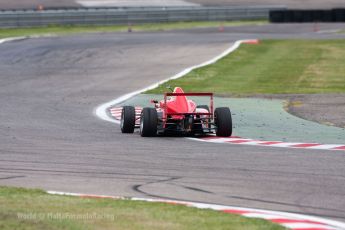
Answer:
[{"left": 120, "top": 87, "right": 232, "bottom": 137}]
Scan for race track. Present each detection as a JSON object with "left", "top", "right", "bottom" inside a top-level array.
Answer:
[{"left": 1, "top": 25, "right": 345, "bottom": 222}]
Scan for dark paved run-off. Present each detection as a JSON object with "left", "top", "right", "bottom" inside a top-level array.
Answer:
[
  {"left": 288, "top": 94, "right": 345, "bottom": 128},
  {"left": 0, "top": 25, "right": 345, "bottom": 222},
  {"left": 253, "top": 94, "right": 345, "bottom": 129},
  {"left": 1, "top": 0, "right": 345, "bottom": 9}
]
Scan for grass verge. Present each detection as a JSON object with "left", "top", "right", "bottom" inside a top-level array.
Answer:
[
  {"left": 0, "top": 186, "right": 285, "bottom": 230},
  {"left": 0, "top": 20, "right": 266, "bottom": 39},
  {"left": 146, "top": 39, "right": 345, "bottom": 95}
]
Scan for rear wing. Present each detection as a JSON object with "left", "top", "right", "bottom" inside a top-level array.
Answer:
[{"left": 164, "top": 92, "right": 214, "bottom": 116}]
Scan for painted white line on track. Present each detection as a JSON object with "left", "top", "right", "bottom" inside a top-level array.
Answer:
[
  {"left": 47, "top": 190, "right": 345, "bottom": 230},
  {"left": 94, "top": 39, "right": 255, "bottom": 124},
  {"left": 263, "top": 142, "right": 304, "bottom": 147},
  {"left": 0, "top": 35, "right": 56, "bottom": 45},
  {"left": 0, "top": 37, "right": 27, "bottom": 44},
  {"left": 309, "top": 144, "right": 345, "bottom": 150}
]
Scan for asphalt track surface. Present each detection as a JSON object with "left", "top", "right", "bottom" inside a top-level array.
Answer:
[{"left": 1, "top": 24, "right": 345, "bottom": 223}]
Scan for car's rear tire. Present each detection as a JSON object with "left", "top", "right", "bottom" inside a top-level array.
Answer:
[
  {"left": 214, "top": 107, "right": 232, "bottom": 137},
  {"left": 121, "top": 106, "right": 136, "bottom": 133},
  {"left": 140, "top": 108, "right": 158, "bottom": 137}
]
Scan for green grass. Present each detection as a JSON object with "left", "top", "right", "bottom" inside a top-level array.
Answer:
[
  {"left": 146, "top": 40, "right": 345, "bottom": 95},
  {"left": 0, "top": 186, "right": 285, "bottom": 230},
  {"left": 0, "top": 20, "right": 266, "bottom": 39}
]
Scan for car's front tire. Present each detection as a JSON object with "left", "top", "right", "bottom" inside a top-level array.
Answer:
[
  {"left": 140, "top": 108, "right": 158, "bottom": 137},
  {"left": 121, "top": 106, "right": 136, "bottom": 133},
  {"left": 214, "top": 107, "right": 232, "bottom": 137}
]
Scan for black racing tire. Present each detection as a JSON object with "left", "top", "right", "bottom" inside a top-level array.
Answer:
[
  {"left": 140, "top": 107, "right": 158, "bottom": 137},
  {"left": 214, "top": 107, "right": 232, "bottom": 137},
  {"left": 121, "top": 106, "right": 136, "bottom": 133}
]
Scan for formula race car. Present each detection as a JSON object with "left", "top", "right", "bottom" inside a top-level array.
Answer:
[{"left": 120, "top": 87, "right": 232, "bottom": 137}]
